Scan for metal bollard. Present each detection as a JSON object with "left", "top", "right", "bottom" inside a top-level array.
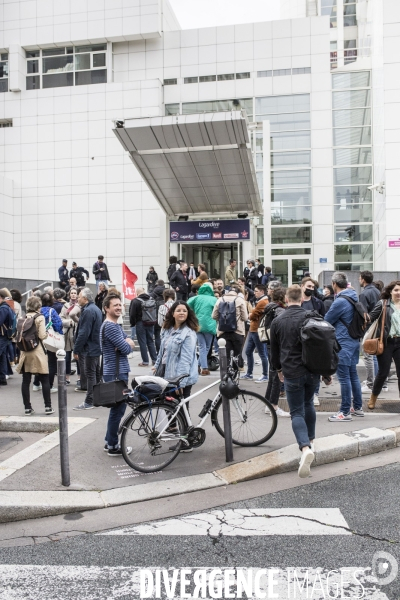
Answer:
[
  {"left": 56, "top": 349, "right": 70, "bottom": 487},
  {"left": 218, "top": 338, "right": 233, "bottom": 462}
]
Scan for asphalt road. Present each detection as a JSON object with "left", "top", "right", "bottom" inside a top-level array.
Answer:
[{"left": 0, "top": 461, "right": 399, "bottom": 599}]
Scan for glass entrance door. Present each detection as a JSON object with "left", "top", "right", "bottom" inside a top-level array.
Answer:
[
  {"left": 182, "top": 244, "right": 238, "bottom": 279},
  {"left": 271, "top": 257, "right": 310, "bottom": 286}
]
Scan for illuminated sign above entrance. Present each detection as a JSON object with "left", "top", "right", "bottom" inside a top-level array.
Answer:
[{"left": 169, "top": 219, "right": 251, "bottom": 243}]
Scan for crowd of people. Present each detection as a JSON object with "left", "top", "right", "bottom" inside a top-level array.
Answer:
[{"left": 1, "top": 254, "right": 399, "bottom": 470}]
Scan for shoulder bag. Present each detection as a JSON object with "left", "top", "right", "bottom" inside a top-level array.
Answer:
[
  {"left": 363, "top": 301, "right": 387, "bottom": 356},
  {"left": 93, "top": 325, "right": 127, "bottom": 408},
  {"left": 43, "top": 309, "right": 65, "bottom": 353}
]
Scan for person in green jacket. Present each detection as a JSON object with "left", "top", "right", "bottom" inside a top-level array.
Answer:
[{"left": 187, "top": 283, "right": 217, "bottom": 376}]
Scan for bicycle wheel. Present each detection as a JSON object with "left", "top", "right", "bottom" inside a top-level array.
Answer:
[
  {"left": 121, "top": 402, "right": 187, "bottom": 473},
  {"left": 213, "top": 389, "right": 278, "bottom": 446}
]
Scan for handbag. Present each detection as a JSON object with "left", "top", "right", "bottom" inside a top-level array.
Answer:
[
  {"left": 363, "top": 301, "right": 387, "bottom": 356},
  {"left": 43, "top": 309, "right": 65, "bottom": 353},
  {"left": 93, "top": 326, "right": 127, "bottom": 408}
]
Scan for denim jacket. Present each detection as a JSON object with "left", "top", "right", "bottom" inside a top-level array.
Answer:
[{"left": 154, "top": 325, "right": 199, "bottom": 388}]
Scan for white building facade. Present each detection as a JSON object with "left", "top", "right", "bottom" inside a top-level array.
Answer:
[{"left": 0, "top": 0, "right": 399, "bottom": 287}]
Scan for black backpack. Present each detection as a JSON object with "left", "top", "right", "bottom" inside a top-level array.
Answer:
[
  {"left": 138, "top": 298, "right": 157, "bottom": 327},
  {"left": 218, "top": 297, "right": 237, "bottom": 332},
  {"left": 167, "top": 263, "right": 176, "bottom": 282},
  {"left": 339, "top": 295, "right": 369, "bottom": 339},
  {"left": 300, "top": 311, "right": 340, "bottom": 375}
]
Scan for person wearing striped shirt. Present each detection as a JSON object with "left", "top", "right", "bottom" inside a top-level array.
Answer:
[{"left": 101, "top": 293, "right": 135, "bottom": 456}]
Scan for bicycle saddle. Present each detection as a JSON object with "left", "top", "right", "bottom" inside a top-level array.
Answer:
[{"left": 166, "top": 374, "right": 189, "bottom": 386}]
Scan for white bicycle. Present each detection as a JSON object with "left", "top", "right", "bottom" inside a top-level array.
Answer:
[{"left": 119, "top": 359, "right": 278, "bottom": 473}]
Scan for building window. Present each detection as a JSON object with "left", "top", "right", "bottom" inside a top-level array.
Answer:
[
  {"left": 273, "top": 69, "right": 291, "bottom": 77},
  {"left": 165, "top": 103, "right": 180, "bottom": 116},
  {"left": 344, "top": 40, "right": 358, "bottom": 65},
  {"left": 181, "top": 98, "right": 253, "bottom": 120},
  {"left": 330, "top": 42, "right": 338, "bottom": 69},
  {"left": 236, "top": 72, "right": 250, "bottom": 79},
  {"left": 257, "top": 70, "right": 272, "bottom": 78},
  {"left": 26, "top": 45, "right": 107, "bottom": 90},
  {"left": 321, "top": 0, "right": 337, "bottom": 27},
  {"left": 292, "top": 67, "right": 311, "bottom": 75},
  {"left": 0, "top": 118, "right": 12, "bottom": 127},
  {"left": 217, "top": 74, "right": 234, "bottom": 81},
  {"left": 344, "top": 0, "right": 357, "bottom": 27},
  {"left": 164, "top": 78, "right": 177, "bottom": 86},
  {"left": 0, "top": 53, "right": 8, "bottom": 93},
  {"left": 199, "top": 75, "right": 216, "bottom": 82},
  {"left": 184, "top": 76, "right": 198, "bottom": 84}
]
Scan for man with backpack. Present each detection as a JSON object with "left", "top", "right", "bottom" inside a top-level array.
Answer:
[
  {"left": 0, "top": 288, "right": 16, "bottom": 386},
  {"left": 325, "top": 271, "right": 364, "bottom": 421},
  {"left": 269, "top": 285, "right": 333, "bottom": 478},
  {"left": 212, "top": 285, "right": 248, "bottom": 368},
  {"left": 129, "top": 287, "right": 158, "bottom": 367}
]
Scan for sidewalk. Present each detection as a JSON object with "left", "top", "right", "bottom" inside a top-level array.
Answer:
[{"left": 0, "top": 354, "right": 399, "bottom": 521}]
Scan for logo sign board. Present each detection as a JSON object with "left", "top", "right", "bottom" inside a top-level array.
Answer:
[
  {"left": 169, "top": 219, "right": 250, "bottom": 243},
  {"left": 319, "top": 258, "right": 328, "bottom": 263},
  {"left": 388, "top": 238, "right": 400, "bottom": 248}
]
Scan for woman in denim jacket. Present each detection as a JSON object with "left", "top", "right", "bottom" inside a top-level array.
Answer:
[{"left": 154, "top": 301, "right": 199, "bottom": 400}]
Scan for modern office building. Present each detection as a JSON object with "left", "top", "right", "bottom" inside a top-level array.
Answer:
[{"left": 0, "top": 0, "right": 398, "bottom": 286}]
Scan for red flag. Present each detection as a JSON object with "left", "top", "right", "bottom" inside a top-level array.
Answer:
[{"left": 122, "top": 263, "right": 138, "bottom": 300}]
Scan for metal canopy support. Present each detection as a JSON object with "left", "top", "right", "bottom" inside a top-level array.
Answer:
[{"left": 113, "top": 111, "right": 262, "bottom": 217}]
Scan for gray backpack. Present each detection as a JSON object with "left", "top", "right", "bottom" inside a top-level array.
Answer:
[{"left": 138, "top": 298, "right": 157, "bottom": 327}]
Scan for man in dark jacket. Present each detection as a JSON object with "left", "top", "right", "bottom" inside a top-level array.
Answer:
[
  {"left": 58, "top": 259, "right": 69, "bottom": 289},
  {"left": 93, "top": 255, "right": 112, "bottom": 290},
  {"left": 170, "top": 262, "right": 189, "bottom": 301},
  {"left": 146, "top": 267, "right": 158, "bottom": 294},
  {"left": 359, "top": 270, "right": 381, "bottom": 394},
  {"left": 151, "top": 280, "right": 166, "bottom": 352},
  {"left": 70, "top": 262, "right": 89, "bottom": 287},
  {"left": 73, "top": 288, "right": 102, "bottom": 410},
  {"left": 270, "top": 284, "right": 322, "bottom": 478},
  {"left": 129, "top": 287, "right": 157, "bottom": 366}
]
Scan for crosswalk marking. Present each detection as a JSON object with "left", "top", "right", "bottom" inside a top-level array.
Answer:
[
  {"left": 0, "top": 565, "right": 387, "bottom": 599},
  {"left": 99, "top": 508, "right": 351, "bottom": 537}
]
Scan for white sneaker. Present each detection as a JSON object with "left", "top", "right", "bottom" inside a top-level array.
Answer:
[
  {"left": 313, "top": 394, "right": 320, "bottom": 406},
  {"left": 310, "top": 442, "right": 315, "bottom": 453},
  {"left": 50, "top": 387, "right": 58, "bottom": 393},
  {"left": 361, "top": 384, "right": 372, "bottom": 394},
  {"left": 275, "top": 407, "right": 290, "bottom": 417},
  {"left": 33, "top": 384, "right": 42, "bottom": 391},
  {"left": 382, "top": 385, "right": 389, "bottom": 393},
  {"left": 255, "top": 359, "right": 261, "bottom": 365},
  {"left": 298, "top": 447, "right": 314, "bottom": 478}
]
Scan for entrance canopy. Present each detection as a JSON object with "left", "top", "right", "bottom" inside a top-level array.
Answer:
[{"left": 113, "top": 111, "right": 262, "bottom": 217}]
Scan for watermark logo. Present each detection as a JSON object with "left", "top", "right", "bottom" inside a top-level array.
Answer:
[{"left": 372, "top": 551, "right": 398, "bottom": 585}]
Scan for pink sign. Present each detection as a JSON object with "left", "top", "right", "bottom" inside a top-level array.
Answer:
[{"left": 388, "top": 240, "right": 400, "bottom": 248}]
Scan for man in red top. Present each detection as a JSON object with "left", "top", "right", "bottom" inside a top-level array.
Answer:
[{"left": 241, "top": 284, "right": 269, "bottom": 383}]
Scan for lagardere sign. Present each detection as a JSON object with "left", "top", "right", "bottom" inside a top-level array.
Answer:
[{"left": 169, "top": 219, "right": 250, "bottom": 242}]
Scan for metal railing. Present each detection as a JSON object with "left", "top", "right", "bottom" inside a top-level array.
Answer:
[{"left": 21, "top": 281, "right": 53, "bottom": 298}]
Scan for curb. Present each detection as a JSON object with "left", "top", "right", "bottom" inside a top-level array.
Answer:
[
  {"left": 0, "top": 426, "right": 399, "bottom": 523},
  {"left": 215, "top": 426, "right": 400, "bottom": 483}
]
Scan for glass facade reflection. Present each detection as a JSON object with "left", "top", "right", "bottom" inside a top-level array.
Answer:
[{"left": 332, "top": 71, "right": 373, "bottom": 270}]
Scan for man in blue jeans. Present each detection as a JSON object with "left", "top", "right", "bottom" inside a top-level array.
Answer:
[
  {"left": 270, "top": 284, "right": 324, "bottom": 478},
  {"left": 101, "top": 293, "right": 135, "bottom": 456},
  {"left": 325, "top": 271, "right": 363, "bottom": 421}
]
